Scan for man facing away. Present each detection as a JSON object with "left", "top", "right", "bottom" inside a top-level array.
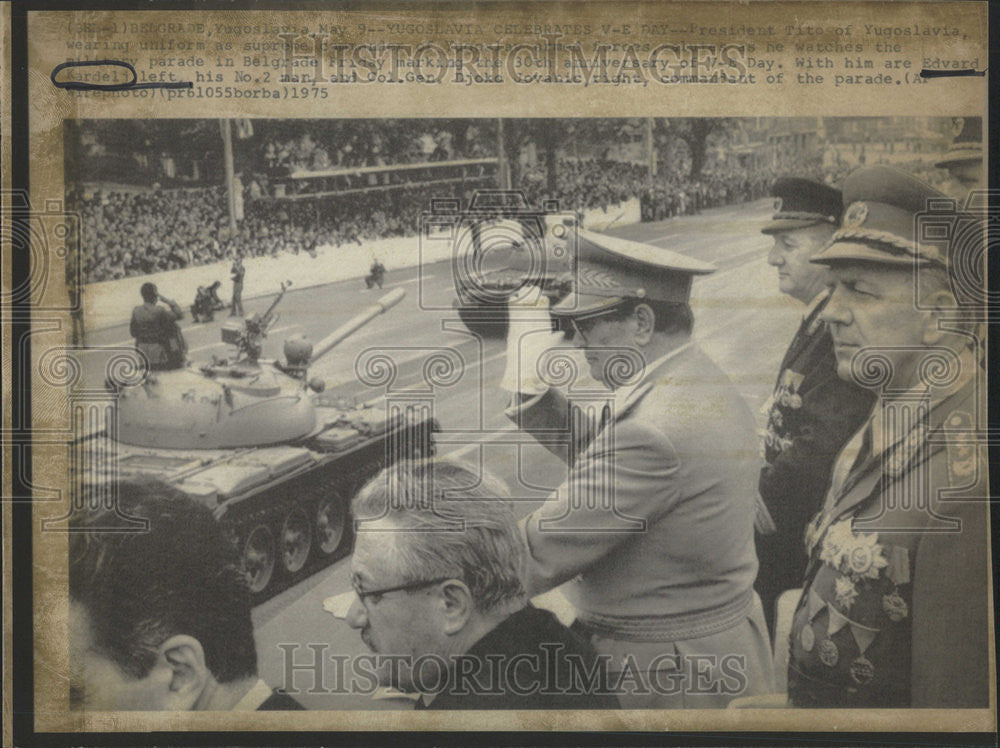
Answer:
[
  {"left": 343, "top": 459, "right": 618, "bottom": 709},
  {"left": 755, "top": 178, "right": 876, "bottom": 634},
  {"left": 787, "top": 165, "right": 990, "bottom": 708},
  {"left": 230, "top": 254, "right": 246, "bottom": 317},
  {"left": 69, "top": 480, "right": 303, "bottom": 710},
  {"left": 501, "top": 229, "right": 774, "bottom": 708},
  {"left": 129, "top": 282, "right": 186, "bottom": 370}
]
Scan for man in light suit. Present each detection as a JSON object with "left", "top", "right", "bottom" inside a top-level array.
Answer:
[
  {"left": 501, "top": 230, "right": 774, "bottom": 708},
  {"left": 787, "top": 165, "right": 989, "bottom": 707}
]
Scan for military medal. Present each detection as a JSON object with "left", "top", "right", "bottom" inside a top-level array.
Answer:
[
  {"left": 818, "top": 638, "right": 839, "bottom": 667},
  {"left": 788, "top": 393, "right": 802, "bottom": 409},
  {"left": 850, "top": 656, "right": 875, "bottom": 685},
  {"left": 882, "top": 591, "right": 908, "bottom": 622},
  {"left": 834, "top": 576, "right": 858, "bottom": 610},
  {"left": 800, "top": 624, "right": 815, "bottom": 652}
]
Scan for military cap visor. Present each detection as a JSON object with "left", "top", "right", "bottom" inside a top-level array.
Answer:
[
  {"left": 809, "top": 240, "right": 934, "bottom": 268},
  {"left": 811, "top": 165, "right": 950, "bottom": 268},
  {"left": 761, "top": 177, "right": 843, "bottom": 235},
  {"left": 934, "top": 145, "right": 982, "bottom": 170},
  {"left": 550, "top": 228, "right": 715, "bottom": 317},
  {"left": 935, "top": 116, "right": 982, "bottom": 169}
]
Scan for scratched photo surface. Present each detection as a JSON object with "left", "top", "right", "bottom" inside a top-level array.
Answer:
[{"left": 7, "top": 1, "right": 994, "bottom": 738}]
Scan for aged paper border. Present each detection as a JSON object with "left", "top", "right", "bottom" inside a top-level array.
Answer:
[{"left": 7, "top": 0, "right": 995, "bottom": 737}]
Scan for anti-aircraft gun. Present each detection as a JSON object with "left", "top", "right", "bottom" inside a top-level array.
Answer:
[{"left": 87, "top": 285, "right": 438, "bottom": 599}]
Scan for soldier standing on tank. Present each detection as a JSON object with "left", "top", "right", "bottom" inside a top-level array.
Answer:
[
  {"left": 130, "top": 282, "right": 186, "bottom": 370},
  {"left": 755, "top": 178, "right": 876, "bottom": 635},
  {"left": 230, "top": 254, "right": 245, "bottom": 317}
]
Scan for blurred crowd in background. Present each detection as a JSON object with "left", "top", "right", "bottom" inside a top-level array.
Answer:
[{"left": 67, "top": 117, "right": 962, "bottom": 283}]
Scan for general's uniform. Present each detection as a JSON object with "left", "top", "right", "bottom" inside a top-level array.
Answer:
[
  {"left": 506, "top": 230, "right": 774, "bottom": 708},
  {"left": 755, "top": 179, "right": 877, "bottom": 631},
  {"left": 786, "top": 165, "right": 991, "bottom": 708}
]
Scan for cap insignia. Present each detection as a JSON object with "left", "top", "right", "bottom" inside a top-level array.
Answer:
[
  {"left": 844, "top": 201, "right": 868, "bottom": 227},
  {"left": 774, "top": 197, "right": 783, "bottom": 212},
  {"left": 577, "top": 266, "right": 622, "bottom": 291}
]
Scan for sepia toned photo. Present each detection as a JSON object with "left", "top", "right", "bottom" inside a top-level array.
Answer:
[{"left": 3, "top": 2, "right": 994, "bottom": 743}]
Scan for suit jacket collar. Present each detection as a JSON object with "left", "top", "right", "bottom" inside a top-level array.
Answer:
[
  {"left": 780, "top": 289, "right": 831, "bottom": 371},
  {"left": 612, "top": 341, "right": 695, "bottom": 420}
]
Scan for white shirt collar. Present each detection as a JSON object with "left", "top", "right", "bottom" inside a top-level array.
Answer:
[{"left": 231, "top": 678, "right": 273, "bottom": 711}]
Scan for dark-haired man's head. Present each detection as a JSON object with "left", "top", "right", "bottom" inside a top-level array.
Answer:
[
  {"left": 69, "top": 480, "right": 259, "bottom": 710},
  {"left": 140, "top": 282, "right": 158, "bottom": 304},
  {"left": 548, "top": 230, "right": 715, "bottom": 388}
]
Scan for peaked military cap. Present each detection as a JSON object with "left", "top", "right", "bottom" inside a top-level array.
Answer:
[
  {"left": 811, "top": 165, "right": 951, "bottom": 269},
  {"left": 935, "top": 116, "right": 982, "bottom": 169},
  {"left": 550, "top": 228, "right": 715, "bottom": 317},
  {"left": 761, "top": 178, "right": 843, "bottom": 234}
]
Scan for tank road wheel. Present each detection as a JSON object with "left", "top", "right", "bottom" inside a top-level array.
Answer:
[
  {"left": 242, "top": 524, "right": 276, "bottom": 594},
  {"left": 314, "top": 494, "right": 346, "bottom": 557},
  {"left": 280, "top": 507, "right": 312, "bottom": 574}
]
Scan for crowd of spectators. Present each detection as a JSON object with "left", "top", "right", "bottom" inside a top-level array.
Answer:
[
  {"left": 262, "top": 122, "right": 494, "bottom": 175},
  {"left": 517, "top": 157, "right": 779, "bottom": 220},
  {"left": 71, "top": 187, "right": 231, "bottom": 282},
  {"left": 71, "top": 181, "right": 491, "bottom": 283},
  {"left": 73, "top": 139, "right": 957, "bottom": 284}
]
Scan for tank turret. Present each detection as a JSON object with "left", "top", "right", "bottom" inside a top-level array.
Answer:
[
  {"left": 113, "top": 285, "right": 406, "bottom": 449},
  {"left": 86, "top": 284, "right": 437, "bottom": 599}
]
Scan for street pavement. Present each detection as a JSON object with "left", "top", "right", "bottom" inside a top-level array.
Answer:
[{"left": 80, "top": 197, "right": 806, "bottom": 709}]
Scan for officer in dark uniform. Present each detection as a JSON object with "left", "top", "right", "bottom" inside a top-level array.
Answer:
[
  {"left": 787, "top": 165, "right": 989, "bottom": 708},
  {"left": 935, "top": 116, "right": 983, "bottom": 193},
  {"left": 755, "top": 179, "right": 877, "bottom": 633}
]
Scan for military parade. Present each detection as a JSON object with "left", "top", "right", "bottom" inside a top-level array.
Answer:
[{"left": 59, "top": 116, "right": 990, "bottom": 713}]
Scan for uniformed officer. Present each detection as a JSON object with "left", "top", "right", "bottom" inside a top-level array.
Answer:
[
  {"left": 935, "top": 116, "right": 983, "bottom": 194},
  {"left": 787, "top": 165, "right": 989, "bottom": 708},
  {"left": 755, "top": 178, "right": 877, "bottom": 633},
  {"left": 501, "top": 229, "right": 774, "bottom": 708}
]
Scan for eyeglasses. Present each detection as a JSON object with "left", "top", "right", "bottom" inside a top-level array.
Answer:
[
  {"left": 350, "top": 574, "right": 456, "bottom": 606},
  {"left": 567, "top": 304, "right": 630, "bottom": 343}
]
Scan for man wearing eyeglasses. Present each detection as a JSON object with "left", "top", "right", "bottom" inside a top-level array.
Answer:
[
  {"left": 343, "top": 460, "right": 618, "bottom": 709},
  {"left": 500, "top": 229, "right": 774, "bottom": 708}
]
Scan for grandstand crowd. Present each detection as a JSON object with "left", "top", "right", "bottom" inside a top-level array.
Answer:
[
  {"left": 70, "top": 121, "right": 959, "bottom": 284},
  {"left": 262, "top": 122, "right": 494, "bottom": 175}
]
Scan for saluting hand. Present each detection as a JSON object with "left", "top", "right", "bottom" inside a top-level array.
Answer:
[{"left": 499, "top": 285, "right": 566, "bottom": 396}]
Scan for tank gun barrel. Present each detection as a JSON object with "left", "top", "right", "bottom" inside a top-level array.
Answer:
[{"left": 309, "top": 287, "right": 406, "bottom": 365}]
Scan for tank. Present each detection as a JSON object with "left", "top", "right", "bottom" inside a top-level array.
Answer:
[
  {"left": 450, "top": 191, "right": 577, "bottom": 338},
  {"left": 86, "top": 284, "right": 438, "bottom": 600}
]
